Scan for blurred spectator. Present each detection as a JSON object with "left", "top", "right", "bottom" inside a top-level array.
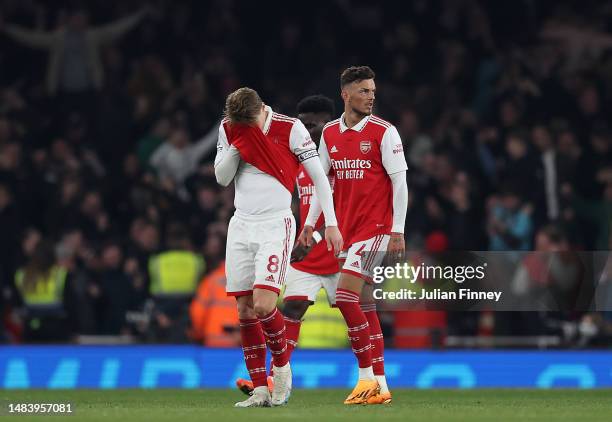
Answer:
[
  {"left": 148, "top": 119, "right": 219, "bottom": 199},
  {"left": 512, "top": 225, "right": 583, "bottom": 304},
  {"left": 2, "top": 7, "right": 149, "bottom": 96},
  {"left": 148, "top": 223, "right": 204, "bottom": 342},
  {"left": 14, "top": 239, "right": 76, "bottom": 342},
  {"left": 96, "top": 240, "right": 137, "bottom": 335},
  {"left": 531, "top": 125, "right": 567, "bottom": 225},
  {"left": 500, "top": 131, "right": 538, "bottom": 198},
  {"left": 488, "top": 186, "right": 533, "bottom": 251},
  {"left": 148, "top": 223, "right": 204, "bottom": 298},
  {"left": 189, "top": 259, "right": 240, "bottom": 347},
  {"left": 446, "top": 172, "right": 486, "bottom": 250},
  {"left": 0, "top": 183, "right": 19, "bottom": 293},
  {"left": 505, "top": 225, "right": 593, "bottom": 341},
  {"left": 562, "top": 182, "right": 612, "bottom": 250}
]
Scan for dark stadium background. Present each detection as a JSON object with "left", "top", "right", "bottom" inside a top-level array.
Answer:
[{"left": 0, "top": 0, "right": 611, "bottom": 350}]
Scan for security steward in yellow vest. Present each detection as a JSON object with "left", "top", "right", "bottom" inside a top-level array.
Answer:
[
  {"left": 292, "top": 288, "right": 348, "bottom": 349},
  {"left": 147, "top": 224, "right": 205, "bottom": 342},
  {"left": 148, "top": 250, "right": 205, "bottom": 298},
  {"left": 14, "top": 264, "right": 71, "bottom": 342}
]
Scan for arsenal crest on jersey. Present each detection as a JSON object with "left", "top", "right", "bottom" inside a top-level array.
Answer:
[{"left": 360, "top": 140, "right": 372, "bottom": 154}]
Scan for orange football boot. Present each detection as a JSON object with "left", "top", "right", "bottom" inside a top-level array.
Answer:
[
  {"left": 343, "top": 379, "right": 380, "bottom": 405},
  {"left": 367, "top": 391, "right": 392, "bottom": 404},
  {"left": 236, "top": 376, "right": 274, "bottom": 396}
]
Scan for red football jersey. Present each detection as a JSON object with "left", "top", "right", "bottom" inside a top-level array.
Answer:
[
  {"left": 216, "top": 106, "right": 318, "bottom": 215},
  {"left": 319, "top": 114, "right": 407, "bottom": 249},
  {"left": 291, "top": 164, "right": 339, "bottom": 275}
]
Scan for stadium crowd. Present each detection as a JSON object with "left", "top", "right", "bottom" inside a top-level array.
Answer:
[{"left": 0, "top": 0, "right": 610, "bottom": 345}]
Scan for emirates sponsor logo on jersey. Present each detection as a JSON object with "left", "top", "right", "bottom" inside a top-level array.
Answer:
[
  {"left": 331, "top": 158, "right": 372, "bottom": 169},
  {"left": 298, "top": 184, "right": 315, "bottom": 198},
  {"left": 360, "top": 140, "right": 372, "bottom": 154},
  {"left": 331, "top": 158, "right": 372, "bottom": 180}
]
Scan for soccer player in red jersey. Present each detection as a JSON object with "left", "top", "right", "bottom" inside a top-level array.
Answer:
[
  {"left": 300, "top": 67, "right": 408, "bottom": 404},
  {"left": 215, "top": 88, "right": 343, "bottom": 407},
  {"left": 284, "top": 95, "right": 341, "bottom": 333}
]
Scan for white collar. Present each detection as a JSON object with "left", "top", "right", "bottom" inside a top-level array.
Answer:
[
  {"left": 339, "top": 113, "right": 370, "bottom": 133},
  {"left": 262, "top": 105, "right": 273, "bottom": 134}
]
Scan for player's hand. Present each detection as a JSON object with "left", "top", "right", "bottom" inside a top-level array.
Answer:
[
  {"left": 387, "top": 232, "right": 405, "bottom": 263},
  {"left": 298, "top": 225, "right": 315, "bottom": 247},
  {"left": 290, "top": 241, "right": 312, "bottom": 263},
  {"left": 325, "top": 226, "right": 343, "bottom": 255}
]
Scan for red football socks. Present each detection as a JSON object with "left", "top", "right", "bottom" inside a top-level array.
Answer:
[
  {"left": 239, "top": 318, "right": 267, "bottom": 387},
  {"left": 336, "top": 288, "right": 372, "bottom": 368},
  {"left": 283, "top": 316, "right": 302, "bottom": 359},
  {"left": 259, "top": 308, "right": 289, "bottom": 368},
  {"left": 362, "top": 303, "right": 385, "bottom": 376}
]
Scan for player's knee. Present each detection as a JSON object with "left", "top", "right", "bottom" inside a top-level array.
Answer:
[
  {"left": 253, "top": 296, "right": 276, "bottom": 318},
  {"left": 359, "top": 290, "right": 375, "bottom": 306},
  {"left": 338, "top": 272, "right": 365, "bottom": 293},
  {"left": 236, "top": 298, "right": 256, "bottom": 319},
  {"left": 283, "top": 300, "right": 310, "bottom": 320},
  {"left": 253, "top": 302, "right": 275, "bottom": 318},
  {"left": 252, "top": 288, "right": 278, "bottom": 317}
]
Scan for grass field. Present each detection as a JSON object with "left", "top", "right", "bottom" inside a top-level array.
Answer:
[{"left": 1, "top": 389, "right": 611, "bottom": 421}]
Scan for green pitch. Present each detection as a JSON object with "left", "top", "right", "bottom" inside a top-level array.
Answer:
[{"left": 2, "top": 389, "right": 611, "bottom": 422}]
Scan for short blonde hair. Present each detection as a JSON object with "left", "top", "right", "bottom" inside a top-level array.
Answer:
[{"left": 224, "top": 87, "right": 262, "bottom": 124}]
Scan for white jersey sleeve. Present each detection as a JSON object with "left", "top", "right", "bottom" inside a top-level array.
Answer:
[
  {"left": 381, "top": 125, "right": 408, "bottom": 175},
  {"left": 304, "top": 133, "right": 334, "bottom": 228},
  {"left": 214, "top": 122, "right": 230, "bottom": 166},
  {"left": 390, "top": 171, "right": 408, "bottom": 233},
  {"left": 289, "top": 120, "right": 319, "bottom": 163},
  {"left": 214, "top": 123, "right": 241, "bottom": 187},
  {"left": 317, "top": 133, "right": 332, "bottom": 175},
  {"left": 296, "top": 122, "right": 337, "bottom": 227}
]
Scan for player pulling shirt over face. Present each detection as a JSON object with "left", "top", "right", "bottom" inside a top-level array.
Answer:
[{"left": 215, "top": 87, "right": 342, "bottom": 408}]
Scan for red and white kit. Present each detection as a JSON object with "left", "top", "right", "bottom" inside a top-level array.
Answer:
[
  {"left": 216, "top": 106, "right": 336, "bottom": 295},
  {"left": 307, "top": 114, "right": 408, "bottom": 281},
  {"left": 284, "top": 165, "right": 340, "bottom": 304}
]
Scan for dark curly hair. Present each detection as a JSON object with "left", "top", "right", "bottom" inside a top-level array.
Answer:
[{"left": 296, "top": 95, "right": 335, "bottom": 116}]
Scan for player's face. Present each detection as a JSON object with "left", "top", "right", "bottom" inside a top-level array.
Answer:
[
  {"left": 343, "top": 79, "right": 376, "bottom": 117},
  {"left": 298, "top": 112, "right": 331, "bottom": 146}
]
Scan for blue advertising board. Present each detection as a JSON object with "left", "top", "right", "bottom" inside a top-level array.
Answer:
[{"left": 1, "top": 347, "right": 610, "bottom": 389}]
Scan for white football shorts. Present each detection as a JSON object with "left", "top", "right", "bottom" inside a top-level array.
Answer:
[
  {"left": 225, "top": 210, "right": 296, "bottom": 296},
  {"left": 283, "top": 266, "right": 340, "bottom": 305},
  {"left": 339, "top": 234, "right": 390, "bottom": 283}
]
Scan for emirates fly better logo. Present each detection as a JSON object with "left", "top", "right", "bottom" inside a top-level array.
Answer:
[{"left": 330, "top": 158, "right": 371, "bottom": 180}]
